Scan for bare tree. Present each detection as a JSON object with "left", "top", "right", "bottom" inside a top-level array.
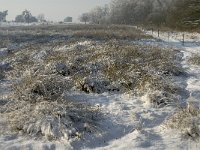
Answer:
[
  {"left": 79, "top": 0, "right": 199, "bottom": 29},
  {"left": 167, "top": 0, "right": 200, "bottom": 29},
  {"left": 37, "top": 14, "right": 45, "bottom": 22},
  {"left": 22, "top": 10, "right": 32, "bottom": 23},
  {"left": 79, "top": 13, "right": 90, "bottom": 24},
  {"left": 109, "top": 0, "right": 173, "bottom": 26},
  {"left": 87, "top": 5, "right": 110, "bottom": 24},
  {"left": 15, "top": 10, "right": 38, "bottom": 23},
  {"left": 0, "top": 10, "right": 8, "bottom": 22}
]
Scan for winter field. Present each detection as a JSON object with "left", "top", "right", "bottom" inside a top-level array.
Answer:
[{"left": 0, "top": 24, "right": 200, "bottom": 150}]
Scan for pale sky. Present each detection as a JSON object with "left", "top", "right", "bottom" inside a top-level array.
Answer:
[{"left": 0, "top": 0, "right": 111, "bottom": 22}]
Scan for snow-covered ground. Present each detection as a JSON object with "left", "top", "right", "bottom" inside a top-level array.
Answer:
[
  {"left": 146, "top": 30, "right": 200, "bottom": 104},
  {"left": 0, "top": 28, "right": 200, "bottom": 150},
  {"left": 0, "top": 22, "right": 78, "bottom": 27}
]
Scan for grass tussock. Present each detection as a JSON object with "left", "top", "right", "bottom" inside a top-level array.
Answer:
[
  {"left": 188, "top": 54, "right": 200, "bottom": 66},
  {"left": 0, "top": 39, "right": 11, "bottom": 48},
  {"left": 166, "top": 101, "right": 200, "bottom": 141},
  {"left": 3, "top": 72, "right": 102, "bottom": 140},
  {"left": 68, "top": 41, "right": 183, "bottom": 103},
  {"left": 11, "top": 73, "right": 71, "bottom": 102},
  {"left": 7, "top": 39, "right": 184, "bottom": 107},
  {"left": 4, "top": 100, "right": 101, "bottom": 140},
  {"left": 0, "top": 70, "right": 5, "bottom": 80}
]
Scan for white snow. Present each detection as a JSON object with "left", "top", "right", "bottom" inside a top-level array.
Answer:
[{"left": 1, "top": 28, "right": 200, "bottom": 150}]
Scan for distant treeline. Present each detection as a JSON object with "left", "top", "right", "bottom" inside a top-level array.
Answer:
[
  {"left": 0, "top": 10, "right": 46, "bottom": 23},
  {"left": 80, "top": 0, "right": 200, "bottom": 30},
  {"left": 0, "top": 9, "right": 73, "bottom": 23}
]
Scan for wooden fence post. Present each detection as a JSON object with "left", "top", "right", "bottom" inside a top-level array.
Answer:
[
  {"left": 158, "top": 29, "right": 160, "bottom": 37},
  {"left": 182, "top": 34, "right": 185, "bottom": 46},
  {"left": 168, "top": 32, "right": 170, "bottom": 42}
]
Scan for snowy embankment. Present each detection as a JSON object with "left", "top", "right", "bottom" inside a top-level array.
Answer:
[{"left": 0, "top": 27, "right": 200, "bottom": 150}]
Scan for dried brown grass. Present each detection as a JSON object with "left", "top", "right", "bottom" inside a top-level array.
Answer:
[
  {"left": 189, "top": 54, "right": 200, "bottom": 66},
  {"left": 166, "top": 101, "right": 200, "bottom": 141}
]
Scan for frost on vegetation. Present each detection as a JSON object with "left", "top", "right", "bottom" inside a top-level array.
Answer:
[
  {"left": 188, "top": 54, "right": 200, "bottom": 66},
  {"left": 0, "top": 70, "right": 5, "bottom": 80},
  {"left": 40, "top": 41, "right": 184, "bottom": 104},
  {"left": 66, "top": 41, "right": 94, "bottom": 51},
  {"left": 3, "top": 72, "right": 102, "bottom": 140},
  {"left": 6, "top": 38, "right": 184, "bottom": 108},
  {"left": 2, "top": 46, "right": 103, "bottom": 140},
  {"left": 141, "top": 90, "right": 180, "bottom": 108},
  {"left": 43, "top": 62, "right": 70, "bottom": 76},
  {"left": 0, "top": 61, "right": 12, "bottom": 71},
  {"left": 72, "top": 26, "right": 152, "bottom": 40},
  {"left": 32, "top": 50, "right": 49, "bottom": 62},
  {"left": 0, "top": 26, "right": 187, "bottom": 143},
  {"left": 166, "top": 101, "right": 200, "bottom": 141},
  {"left": 66, "top": 41, "right": 184, "bottom": 107},
  {"left": 0, "top": 61, "right": 12, "bottom": 80},
  {"left": 11, "top": 73, "right": 72, "bottom": 103},
  {"left": 76, "top": 77, "right": 120, "bottom": 94},
  {"left": 4, "top": 100, "right": 101, "bottom": 141}
]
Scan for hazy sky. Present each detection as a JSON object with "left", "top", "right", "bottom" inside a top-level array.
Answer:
[{"left": 0, "top": 0, "right": 111, "bottom": 22}]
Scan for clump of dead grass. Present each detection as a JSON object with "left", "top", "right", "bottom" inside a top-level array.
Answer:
[
  {"left": 0, "top": 69, "right": 5, "bottom": 80},
  {"left": 11, "top": 73, "right": 72, "bottom": 102},
  {"left": 188, "top": 54, "right": 200, "bottom": 66},
  {"left": 3, "top": 70, "right": 102, "bottom": 140},
  {"left": 72, "top": 28, "right": 151, "bottom": 40},
  {"left": 4, "top": 100, "right": 101, "bottom": 140},
  {"left": 0, "top": 38, "right": 11, "bottom": 48},
  {"left": 71, "top": 25, "right": 152, "bottom": 40},
  {"left": 47, "top": 40, "right": 183, "bottom": 106},
  {"left": 6, "top": 37, "right": 184, "bottom": 108},
  {"left": 165, "top": 101, "right": 200, "bottom": 141}
]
